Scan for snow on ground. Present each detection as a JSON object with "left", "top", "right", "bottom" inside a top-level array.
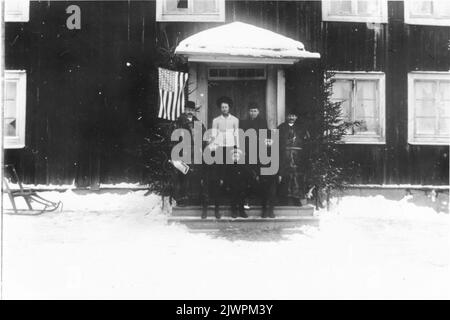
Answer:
[{"left": 2, "top": 190, "right": 450, "bottom": 299}]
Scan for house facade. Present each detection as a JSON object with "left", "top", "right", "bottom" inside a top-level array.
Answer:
[{"left": 4, "top": 0, "right": 449, "bottom": 187}]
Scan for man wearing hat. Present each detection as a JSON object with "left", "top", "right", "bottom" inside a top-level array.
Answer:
[
  {"left": 276, "top": 111, "right": 309, "bottom": 207},
  {"left": 174, "top": 101, "right": 208, "bottom": 217}
]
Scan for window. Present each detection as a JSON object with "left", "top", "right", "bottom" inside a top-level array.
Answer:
[
  {"left": 408, "top": 72, "right": 450, "bottom": 145},
  {"left": 208, "top": 67, "right": 266, "bottom": 80},
  {"left": 5, "top": 0, "right": 29, "bottom": 22},
  {"left": 330, "top": 72, "right": 386, "bottom": 144},
  {"left": 4, "top": 71, "right": 27, "bottom": 149},
  {"left": 321, "top": 0, "right": 388, "bottom": 23},
  {"left": 404, "top": 0, "right": 450, "bottom": 26},
  {"left": 156, "top": 0, "right": 225, "bottom": 22}
]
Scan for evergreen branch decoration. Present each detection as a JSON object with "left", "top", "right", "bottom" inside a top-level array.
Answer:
[{"left": 302, "top": 68, "right": 361, "bottom": 209}]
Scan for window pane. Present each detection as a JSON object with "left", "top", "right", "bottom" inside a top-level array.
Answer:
[
  {"left": 357, "top": 0, "right": 380, "bottom": 15},
  {"left": 331, "top": 80, "right": 352, "bottom": 120},
  {"left": 355, "top": 100, "right": 377, "bottom": 118},
  {"left": 4, "top": 118, "right": 17, "bottom": 136},
  {"left": 439, "top": 100, "right": 450, "bottom": 117},
  {"left": 330, "top": 0, "right": 353, "bottom": 15},
  {"left": 416, "top": 117, "right": 436, "bottom": 135},
  {"left": 340, "top": 100, "right": 352, "bottom": 123},
  {"left": 410, "top": 0, "right": 434, "bottom": 16},
  {"left": 193, "top": 0, "right": 218, "bottom": 13},
  {"left": 438, "top": 81, "right": 450, "bottom": 100},
  {"left": 356, "top": 80, "right": 377, "bottom": 100},
  {"left": 4, "top": 100, "right": 17, "bottom": 118},
  {"left": 5, "top": 0, "right": 22, "bottom": 13},
  {"left": 436, "top": 0, "right": 450, "bottom": 17},
  {"left": 438, "top": 117, "right": 450, "bottom": 135},
  {"left": 415, "top": 80, "right": 436, "bottom": 99},
  {"left": 332, "top": 79, "right": 352, "bottom": 99},
  {"left": 5, "top": 81, "right": 17, "bottom": 100},
  {"left": 415, "top": 99, "right": 436, "bottom": 117},
  {"left": 355, "top": 118, "right": 378, "bottom": 134},
  {"left": 355, "top": 81, "right": 378, "bottom": 123},
  {"left": 439, "top": 82, "right": 450, "bottom": 118}
]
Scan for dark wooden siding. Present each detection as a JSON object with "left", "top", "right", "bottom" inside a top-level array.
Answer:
[
  {"left": 4, "top": 1, "right": 449, "bottom": 186},
  {"left": 5, "top": 1, "right": 159, "bottom": 187}
]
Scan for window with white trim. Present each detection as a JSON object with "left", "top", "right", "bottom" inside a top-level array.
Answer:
[
  {"left": 404, "top": 0, "right": 450, "bottom": 26},
  {"left": 321, "top": 0, "right": 388, "bottom": 23},
  {"left": 408, "top": 72, "right": 450, "bottom": 145},
  {"left": 156, "top": 0, "right": 225, "bottom": 22},
  {"left": 4, "top": 71, "right": 27, "bottom": 149},
  {"left": 330, "top": 72, "right": 386, "bottom": 144},
  {"left": 5, "top": 0, "right": 29, "bottom": 22}
]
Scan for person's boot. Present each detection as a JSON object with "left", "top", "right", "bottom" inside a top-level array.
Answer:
[
  {"left": 239, "top": 206, "right": 248, "bottom": 218},
  {"left": 261, "top": 206, "right": 268, "bottom": 218},
  {"left": 231, "top": 205, "right": 238, "bottom": 218},
  {"left": 267, "top": 206, "right": 275, "bottom": 218},
  {"left": 201, "top": 204, "right": 208, "bottom": 219},
  {"left": 214, "top": 205, "right": 221, "bottom": 219}
]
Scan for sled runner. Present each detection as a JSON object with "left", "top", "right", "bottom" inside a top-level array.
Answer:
[{"left": 2, "top": 165, "right": 63, "bottom": 215}]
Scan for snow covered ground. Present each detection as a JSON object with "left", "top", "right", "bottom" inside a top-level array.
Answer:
[{"left": 2, "top": 190, "right": 449, "bottom": 299}]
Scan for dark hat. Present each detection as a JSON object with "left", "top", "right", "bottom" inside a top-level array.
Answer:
[
  {"left": 186, "top": 100, "right": 196, "bottom": 110},
  {"left": 286, "top": 109, "right": 298, "bottom": 117},
  {"left": 216, "top": 96, "right": 233, "bottom": 109},
  {"left": 247, "top": 102, "right": 260, "bottom": 110},
  {"left": 185, "top": 100, "right": 201, "bottom": 113}
]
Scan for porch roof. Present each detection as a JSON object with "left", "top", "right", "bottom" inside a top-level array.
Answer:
[{"left": 175, "top": 22, "right": 320, "bottom": 64}]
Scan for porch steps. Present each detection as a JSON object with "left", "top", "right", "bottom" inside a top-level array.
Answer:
[
  {"left": 168, "top": 205, "right": 319, "bottom": 230},
  {"left": 171, "top": 205, "right": 315, "bottom": 217}
]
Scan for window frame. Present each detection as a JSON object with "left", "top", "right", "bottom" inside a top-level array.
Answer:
[
  {"left": 156, "top": 0, "right": 225, "bottom": 22},
  {"left": 207, "top": 66, "right": 267, "bottom": 81},
  {"left": 408, "top": 71, "right": 450, "bottom": 146},
  {"left": 330, "top": 71, "right": 386, "bottom": 144},
  {"left": 321, "top": 0, "right": 388, "bottom": 23},
  {"left": 404, "top": 0, "right": 450, "bottom": 26},
  {"left": 4, "top": 70, "right": 27, "bottom": 149},
  {"left": 5, "top": 0, "right": 29, "bottom": 22}
]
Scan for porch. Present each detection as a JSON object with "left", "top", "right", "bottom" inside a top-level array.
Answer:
[
  {"left": 171, "top": 22, "right": 320, "bottom": 220},
  {"left": 175, "top": 21, "right": 320, "bottom": 129}
]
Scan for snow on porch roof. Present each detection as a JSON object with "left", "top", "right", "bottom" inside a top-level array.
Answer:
[{"left": 175, "top": 22, "right": 320, "bottom": 64}]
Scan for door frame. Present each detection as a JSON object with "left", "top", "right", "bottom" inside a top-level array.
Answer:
[{"left": 188, "top": 62, "right": 286, "bottom": 129}]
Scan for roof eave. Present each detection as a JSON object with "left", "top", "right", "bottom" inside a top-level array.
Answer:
[{"left": 175, "top": 51, "right": 320, "bottom": 65}]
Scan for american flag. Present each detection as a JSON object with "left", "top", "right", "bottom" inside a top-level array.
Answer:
[{"left": 158, "top": 68, "right": 188, "bottom": 121}]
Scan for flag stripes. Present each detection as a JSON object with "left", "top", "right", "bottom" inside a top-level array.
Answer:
[{"left": 158, "top": 68, "right": 188, "bottom": 121}]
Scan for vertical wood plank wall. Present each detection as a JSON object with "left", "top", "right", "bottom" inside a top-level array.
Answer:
[{"left": 4, "top": 1, "right": 449, "bottom": 186}]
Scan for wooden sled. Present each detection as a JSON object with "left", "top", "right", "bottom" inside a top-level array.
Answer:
[{"left": 2, "top": 165, "right": 63, "bottom": 216}]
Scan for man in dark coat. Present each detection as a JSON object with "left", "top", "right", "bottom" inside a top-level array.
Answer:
[
  {"left": 240, "top": 103, "right": 276, "bottom": 218},
  {"left": 173, "top": 101, "right": 208, "bottom": 218},
  {"left": 277, "top": 112, "right": 309, "bottom": 206}
]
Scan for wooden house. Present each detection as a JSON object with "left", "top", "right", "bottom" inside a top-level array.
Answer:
[{"left": 3, "top": 0, "right": 449, "bottom": 188}]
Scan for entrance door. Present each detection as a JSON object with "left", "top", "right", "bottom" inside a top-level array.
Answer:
[{"left": 207, "top": 80, "right": 266, "bottom": 127}]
